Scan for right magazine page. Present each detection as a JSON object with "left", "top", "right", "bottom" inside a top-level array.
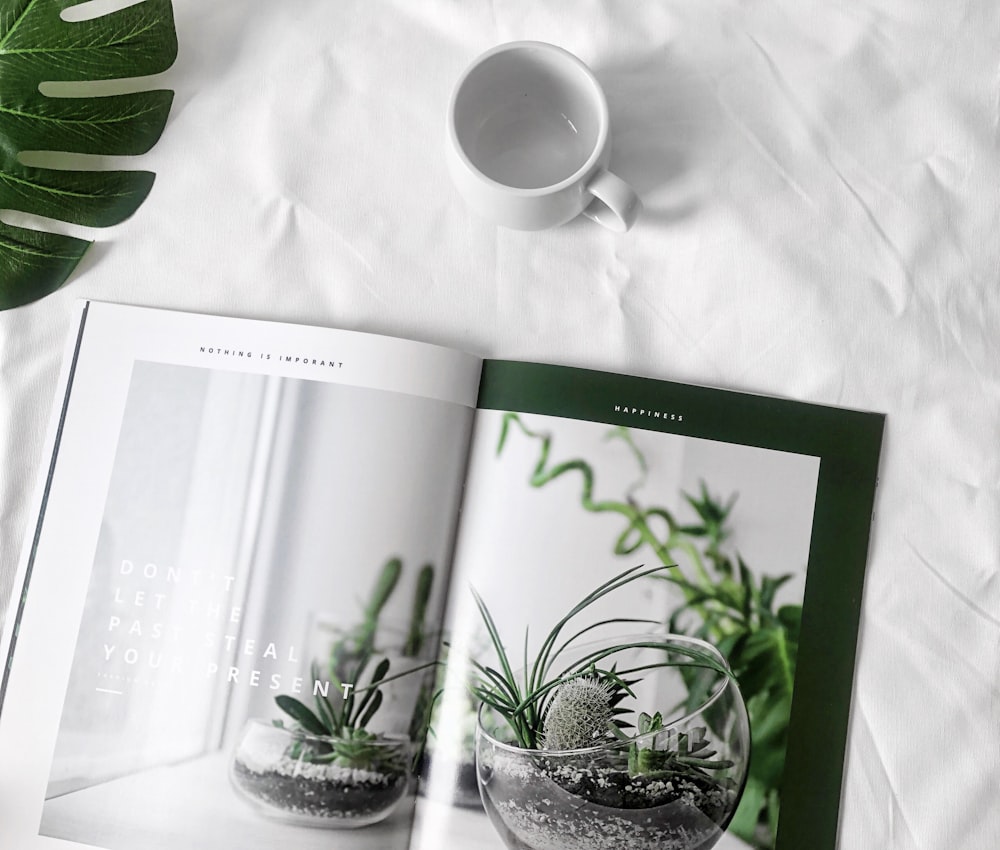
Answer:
[{"left": 411, "top": 360, "right": 884, "bottom": 850}]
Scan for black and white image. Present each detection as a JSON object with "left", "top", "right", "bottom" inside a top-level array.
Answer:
[{"left": 40, "top": 361, "right": 473, "bottom": 850}]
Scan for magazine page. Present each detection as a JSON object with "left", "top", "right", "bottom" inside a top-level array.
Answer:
[
  {"left": 0, "top": 302, "right": 481, "bottom": 850},
  {"left": 411, "top": 360, "right": 883, "bottom": 850}
]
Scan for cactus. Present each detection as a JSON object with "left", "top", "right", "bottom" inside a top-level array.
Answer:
[
  {"left": 358, "top": 557, "right": 402, "bottom": 653},
  {"left": 540, "top": 677, "right": 615, "bottom": 750},
  {"left": 403, "top": 564, "right": 435, "bottom": 658},
  {"left": 328, "top": 557, "right": 401, "bottom": 682}
]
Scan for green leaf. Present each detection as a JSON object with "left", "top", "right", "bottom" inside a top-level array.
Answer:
[
  {"left": 737, "top": 557, "right": 759, "bottom": 621},
  {"left": 356, "top": 689, "right": 383, "bottom": 729},
  {"left": 0, "top": 0, "right": 178, "bottom": 310},
  {"left": 733, "top": 626, "right": 795, "bottom": 701},
  {"left": 549, "top": 616, "right": 662, "bottom": 665},
  {"left": 728, "top": 775, "right": 767, "bottom": 845},
  {"left": 0, "top": 220, "right": 87, "bottom": 306},
  {"left": 745, "top": 692, "right": 790, "bottom": 789},
  {"left": 760, "top": 574, "right": 794, "bottom": 612},
  {"left": 471, "top": 585, "right": 520, "bottom": 698},
  {"left": 309, "top": 662, "right": 338, "bottom": 731},
  {"left": 313, "top": 692, "right": 338, "bottom": 734},
  {"left": 369, "top": 656, "right": 391, "bottom": 686},
  {"left": 275, "top": 695, "right": 328, "bottom": 737},
  {"left": 777, "top": 604, "right": 802, "bottom": 643},
  {"left": 349, "top": 657, "right": 389, "bottom": 726}
]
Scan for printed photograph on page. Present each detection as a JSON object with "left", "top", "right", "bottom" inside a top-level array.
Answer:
[
  {"left": 39, "top": 361, "right": 472, "bottom": 850},
  {"left": 414, "top": 410, "right": 818, "bottom": 850}
]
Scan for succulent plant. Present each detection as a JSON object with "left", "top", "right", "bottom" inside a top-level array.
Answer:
[
  {"left": 274, "top": 649, "right": 434, "bottom": 773},
  {"left": 622, "top": 712, "right": 734, "bottom": 778}
]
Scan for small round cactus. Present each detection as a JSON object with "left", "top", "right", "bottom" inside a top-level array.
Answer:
[{"left": 540, "top": 676, "right": 614, "bottom": 750}]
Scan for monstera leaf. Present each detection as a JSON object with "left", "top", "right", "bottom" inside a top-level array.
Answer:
[{"left": 0, "top": 0, "right": 177, "bottom": 310}]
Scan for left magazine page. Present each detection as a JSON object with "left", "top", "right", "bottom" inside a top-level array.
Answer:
[{"left": 0, "top": 301, "right": 482, "bottom": 850}]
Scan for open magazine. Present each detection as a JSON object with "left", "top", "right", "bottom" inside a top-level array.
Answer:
[{"left": 0, "top": 302, "right": 883, "bottom": 850}]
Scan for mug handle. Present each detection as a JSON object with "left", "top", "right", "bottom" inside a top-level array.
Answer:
[{"left": 583, "top": 169, "right": 642, "bottom": 233}]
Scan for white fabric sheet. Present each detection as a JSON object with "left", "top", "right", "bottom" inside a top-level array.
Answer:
[{"left": 1, "top": 1, "right": 998, "bottom": 847}]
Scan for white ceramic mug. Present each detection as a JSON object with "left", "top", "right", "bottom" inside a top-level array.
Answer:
[{"left": 446, "top": 41, "right": 642, "bottom": 232}]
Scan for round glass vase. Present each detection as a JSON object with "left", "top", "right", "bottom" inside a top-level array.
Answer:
[
  {"left": 230, "top": 719, "right": 412, "bottom": 828},
  {"left": 475, "top": 634, "right": 750, "bottom": 850}
]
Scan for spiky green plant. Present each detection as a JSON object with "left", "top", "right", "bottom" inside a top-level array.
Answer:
[
  {"left": 467, "top": 562, "right": 730, "bottom": 751},
  {"left": 274, "top": 649, "right": 434, "bottom": 773}
]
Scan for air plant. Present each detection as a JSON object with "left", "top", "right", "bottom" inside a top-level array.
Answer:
[{"left": 467, "top": 562, "right": 731, "bottom": 752}]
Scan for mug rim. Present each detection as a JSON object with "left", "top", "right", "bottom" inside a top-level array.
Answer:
[{"left": 447, "top": 40, "right": 610, "bottom": 197}]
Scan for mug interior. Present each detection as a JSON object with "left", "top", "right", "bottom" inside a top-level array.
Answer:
[{"left": 453, "top": 45, "right": 604, "bottom": 190}]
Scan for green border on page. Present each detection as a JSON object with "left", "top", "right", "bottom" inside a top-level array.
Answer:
[{"left": 476, "top": 358, "right": 885, "bottom": 850}]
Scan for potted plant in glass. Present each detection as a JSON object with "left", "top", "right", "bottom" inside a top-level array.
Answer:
[
  {"left": 469, "top": 563, "right": 751, "bottom": 850},
  {"left": 229, "top": 647, "right": 430, "bottom": 828},
  {"left": 230, "top": 557, "right": 439, "bottom": 827}
]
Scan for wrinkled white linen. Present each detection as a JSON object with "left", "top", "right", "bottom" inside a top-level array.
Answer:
[{"left": 1, "top": 1, "right": 998, "bottom": 847}]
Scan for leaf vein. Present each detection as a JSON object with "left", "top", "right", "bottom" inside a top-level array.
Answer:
[
  {"left": 0, "top": 0, "right": 43, "bottom": 53},
  {"left": 0, "top": 170, "right": 134, "bottom": 201},
  {"left": 0, "top": 102, "right": 161, "bottom": 126},
  {"left": 2, "top": 19, "right": 165, "bottom": 56}
]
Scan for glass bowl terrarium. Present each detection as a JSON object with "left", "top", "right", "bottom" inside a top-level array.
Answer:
[
  {"left": 230, "top": 613, "right": 429, "bottom": 829},
  {"left": 230, "top": 719, "right": 411, "bottom": 828},
  {"left": 476, "top": 636, "right": 749, "bottom": 850},
  {"left": 466, "top": 565, "right": 750, "bottom": 850},
  {"left": 230, "top": 557, "right": 440, "bottom": 827}
]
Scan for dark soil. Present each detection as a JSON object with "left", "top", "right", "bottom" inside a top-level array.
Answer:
[
  {"left": 232, "top": 758, "right": 406, "bottom": 822},
  {"left": 480, "top": 751, "right": 737, "bottom": 850},
  {"left": 543, "top": 753, "right": 734, "bottom": 822}
]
